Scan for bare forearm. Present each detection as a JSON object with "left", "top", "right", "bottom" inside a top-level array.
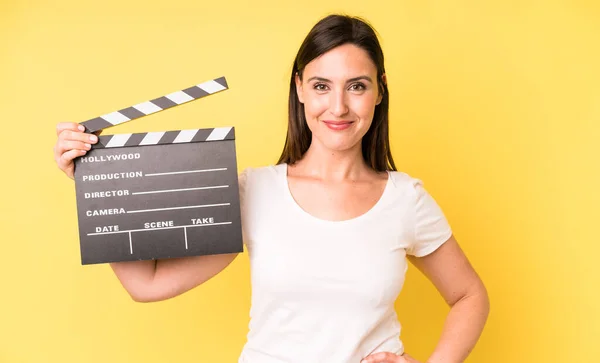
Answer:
[{"left": 427, "top": 286, "right": 490, "bottom": 363}]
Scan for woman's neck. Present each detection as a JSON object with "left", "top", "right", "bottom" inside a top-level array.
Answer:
[{"left": 290, "top": 141, "right": 370, "bottom": 182}]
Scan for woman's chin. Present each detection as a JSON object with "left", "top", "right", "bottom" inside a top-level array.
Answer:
[{"left": 317, "top": 138, "right": 362, "bottom": 154}]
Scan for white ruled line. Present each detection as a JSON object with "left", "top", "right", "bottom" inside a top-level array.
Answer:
[
  {"left": 87, "top": 222, "right": 232, "bottom": 236},
  {"left": 127, "top": 203, "right": 230, "bottom": 214},
  {"left": 128, "top": 231, "right": 133, "bottom": 254},
  {"left": 184, "top": 227, "right": 188, "bottom": 249},
  {"left": 145, "top": 168, "right": 227, "bottom": 177},
  {"left": 132, "top": 185, "right": 229, "bottom": 196}
]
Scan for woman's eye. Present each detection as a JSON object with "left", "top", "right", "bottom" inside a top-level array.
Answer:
[
  {"left": 314, "top": 83, "right": 328, "bottom": 91},
  {"left": 349, "top": 83, "right": 366, "bottom": 91}
]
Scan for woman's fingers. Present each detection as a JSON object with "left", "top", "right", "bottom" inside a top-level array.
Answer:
[
  {"left": 55, "top": 148, "right": 84, "bottom": 179},
  {"left": 54, "top": 136, "right": 93, "bottom": 160},
  {"left": 54, "top": 122, "right": 98, "bottom": 179},
  {"left": 58, "top": 148, "right": 87, "bottom": 166},
  {"left": 58, "top": 129, "right": 98, "bottom": 145},
  {"left": 56, "top": 122, "right": 84, "bottom": 136},
  {"left": 361, "top": 352, "right": 403, "bottom": 363},
  {"left": 361, "top": 352, "right": 420, "bottom": 363},
  {"left": 401, "top": 353, "right": 416, "bottom": 362},
  {"left": 55, "top": 129, "right": 98, "bottom": 156},
  {"left": 59, "top": 140, "right": 92, "bottom": 153}
]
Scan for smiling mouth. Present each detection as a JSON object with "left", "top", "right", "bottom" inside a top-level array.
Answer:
[
  {"left": 322, "top": 120, "right": 354, "bottom": 130},
  {"left": 322, "top": 120, "right": 353, "bottom": 125}
]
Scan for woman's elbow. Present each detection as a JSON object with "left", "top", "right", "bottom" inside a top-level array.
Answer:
[
  {"left": 127, "top": 287, "right": 164, "bottom": 303},
  {"left": 128, "top": 287, "right": 178, "bottom": 303},
  {"left": 130, "top": 293, "right": 155, "bottom": 303}
]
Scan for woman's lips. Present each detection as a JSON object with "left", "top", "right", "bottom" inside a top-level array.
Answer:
[{"left": 322, "top": 120, "right": 354, "bottom": 131}]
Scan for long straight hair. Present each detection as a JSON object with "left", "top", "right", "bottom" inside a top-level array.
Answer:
[{"left": 277, "top": 14, "right": 397, "bottom": 172}]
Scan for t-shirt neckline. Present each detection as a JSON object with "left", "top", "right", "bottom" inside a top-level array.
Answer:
[{"left": 279, "top": 163, "right": 392, "bottom": 225}]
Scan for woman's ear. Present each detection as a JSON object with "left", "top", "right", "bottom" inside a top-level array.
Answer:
[
  {"left": 295, "top": 72, "right": 304, "bottom": 104},
  {"left": 376, "top": 73, "right": 387, "bottom": 105}
]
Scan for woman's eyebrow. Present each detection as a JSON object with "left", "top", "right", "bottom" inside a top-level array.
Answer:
[
  {"left": 347, "top": 76, "right": 373, "bottom": 83},
  {"left": 306, "top": 76, "right": 331, "bottom": 83},
  {"left": 306, "top": 76, "right": 373, "bottom": 83}
]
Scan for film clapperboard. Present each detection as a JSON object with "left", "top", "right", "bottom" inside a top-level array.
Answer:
[{"left": 73, "top": 77, "right": 243, "bottom": 265}]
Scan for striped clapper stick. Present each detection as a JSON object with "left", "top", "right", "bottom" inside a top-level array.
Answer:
[
  {"left": 73, "top": 78, "right": 243, "bottom": 265},
  {"left": 80, "top": 76, "right": 229, "bottom": 133}
]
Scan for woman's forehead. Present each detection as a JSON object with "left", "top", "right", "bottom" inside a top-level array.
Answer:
[{"left": 303, "top": 44, "right": 377, "bottom": 80}]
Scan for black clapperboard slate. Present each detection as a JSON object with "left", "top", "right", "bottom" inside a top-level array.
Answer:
[{"left": 73, "top": 77, "right": 243, "bottom": 265}]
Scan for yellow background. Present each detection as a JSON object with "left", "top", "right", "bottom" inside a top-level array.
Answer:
[{"left": 1, "top": 0, "right": 598, "bottom": 362}]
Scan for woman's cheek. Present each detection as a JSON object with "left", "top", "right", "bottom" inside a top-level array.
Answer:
[
  {"left": 307, "top": 95, "right": 329, "bottom": 116},
  {"left": 354, "top": 95, "right": 377, "bottom": 118}
]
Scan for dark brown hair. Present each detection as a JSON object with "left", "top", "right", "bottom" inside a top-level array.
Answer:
[{"left": 277, "top": 14, "right": 397, "bottom": 172}]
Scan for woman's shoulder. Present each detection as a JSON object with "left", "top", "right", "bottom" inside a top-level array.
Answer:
[
  {"left": 387, "top": 170, "right": 445, "bottom": 212},
  {"left": 386, "top": 170, "right": 441, "bottom": 204},
  {"left": 238, "top": 163, "right": 286, "bottom": 190},
  {"left": 387, "top": 170, "right": 423, "bottom": 190},
  {"left": 240, "top": 163, "right": 285, "bottom": 179}
]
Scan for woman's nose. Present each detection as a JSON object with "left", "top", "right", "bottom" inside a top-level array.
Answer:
[{"left": 329, "top": 90, "right": 349, "bottom": 117}]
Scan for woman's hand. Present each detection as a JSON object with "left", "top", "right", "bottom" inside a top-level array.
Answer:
[
  {"left": 361, "top": 352, "right": 422, "bottom": 363},
  {"left": 53, "top": 122, "right": 98, "bottom": 179}
]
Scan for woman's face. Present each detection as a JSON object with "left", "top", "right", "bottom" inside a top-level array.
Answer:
[{"left": 296, "top": 43, "right": 382, "bottom": 153}]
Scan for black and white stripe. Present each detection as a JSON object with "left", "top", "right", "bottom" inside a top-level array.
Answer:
[
  {"left": 81, "top": 77, "right": 229, "bottom": 133},
  {"left": 93, "top": 127, "right": 235, "bottom": 149}
]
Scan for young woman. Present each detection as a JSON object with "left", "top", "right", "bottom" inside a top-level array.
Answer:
[{"left": 53, "top": 14, "right": 489, "bottom": 363}]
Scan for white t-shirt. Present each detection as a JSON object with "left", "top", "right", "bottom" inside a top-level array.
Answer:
[{"left": 237, "top": 163, "right": 452, "bottom": 363}]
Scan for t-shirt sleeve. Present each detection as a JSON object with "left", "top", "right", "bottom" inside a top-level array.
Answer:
[
  {"left": 406, "top": 178, "right": 453, "bottom": 257},
  {"left": 238, "top": 168, "right": 252, "bottom": 248},
  {"left": 238, "top": 168, "right": 249, "bottom": 210}
]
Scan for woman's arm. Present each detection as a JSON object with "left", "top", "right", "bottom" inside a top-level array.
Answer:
[
  {"left": 407, "top": 235, "right": 490, "bottom": 363},
  {"left": 110, "top": 253, "right": 238, "bottom": 302}
]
